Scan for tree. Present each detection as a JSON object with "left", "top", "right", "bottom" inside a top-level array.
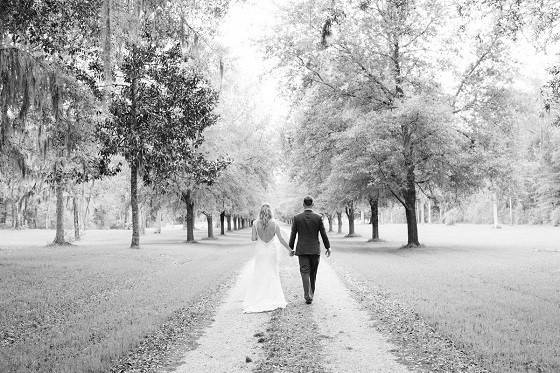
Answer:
[
  {"left": 268, "top": 0, "right": 530, "bottom": 246},
  {"left": 201, "top": 70, "right": 278, "bottom": 237},
  {"left": 1, "top": 1, "right": 106, "bottom": 243},
  {"left": 282, "top": 87, "right": 352, "bottom": 227},
  {"left": 100, "top": 40, "right": 225, "bottom": 247},
  {"left": 48, "top": 84, "right": 104, "bottom": 244}
]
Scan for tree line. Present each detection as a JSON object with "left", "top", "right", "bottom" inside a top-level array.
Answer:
[
  {"left": 269, "top": 0, "right": 560, "bottom": 247},
  {"left": 0, "top": 0, "right": 269, "bottom": 247}
]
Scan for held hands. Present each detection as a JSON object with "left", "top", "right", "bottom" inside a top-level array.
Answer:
[
  {"left": 286, "top": 246, "right": 295, "bottom": 257},
  {"left": 325, "top": 248, "right": 331, "bottom": 258}
]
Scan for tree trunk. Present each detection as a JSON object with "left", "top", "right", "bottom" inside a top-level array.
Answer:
[
  {"left": 124, "top": 203, "right": 129, "bottom": 228},
  {"left": 182, "top": 190, "right": 195, "bottom": 242},
  {"left": 220, "top": 211, "right": 225, "bottom": 235},
  {"left": 427, "top": 199, "right": 432, "bottom": 224},
  {"left": 326, "top": 214, "right": 333, "bottom": 232},
  {"left": 33, "top": 206, "right": 38, "bottom": 229},
  {"left": 206, "top": 214, "right": 214, "bottom": 239},
  {"left": 22, "top": 195, "right": 29, "bottom": 227},
  {"left": 139, "top": 207, "right": 146, "bottom": 235},
  {"left": 345, "top": 202, "right": 356, "bottom": 237},
  {"left": 130, "top": 162, "right": 140, "bottom": 248},
  {"left": 73, "top": 196, "right": 80, "bottom": 241},
  {"left": 226, "top": 214, "right": 231, "bottom": 231},
  {"left": 492, "top": 191, "right": 500, "bottom": 229},
  {"left": 368, "top": 196, "right": 379, "bottom": 242},
  {"left": 509, "top": 196, "right": 513, "bottom": 225},
  {"left": 54, "top": 179, "right": 65, "bottom": 244},
  {"left": 11, "top": 202, "right": 17, "bottom": 229},
  {"left": 45, "top": 198, "right": 50, "bottom": 229},
  {"left": 336, "top": 211, "right": 342, "bottom": 233},
  {"left": 403, "top": 186, "right": 420, "bottom": 247},
  {"left": 102, "top": 0, "right": 112, "bottom": 100},
  {"left": 233, "top": 215, "right": 238, "bottom": 230},
  {"left": 155, "top": 209, "right": 162, "bottom": 234}
]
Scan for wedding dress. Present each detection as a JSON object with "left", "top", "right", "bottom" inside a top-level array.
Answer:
[{"left": 242, "top": 222, "right": 287, "bottom": 313}]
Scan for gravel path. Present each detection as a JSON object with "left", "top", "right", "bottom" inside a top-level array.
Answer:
[
  {"left": 255, "top": 256, "right": 327, "bottom": 373},
  {"left": 312, "top": 261, "right": 410, "bottom": 373},
  {"left": 173, "top": 261, "right": 269, "bottom": 372},
  {"left": 171, "top": 248, "right": 411, "bottom": 372},
  {"left": 110, "top": 277, "right": 236, "bottom": 373}
]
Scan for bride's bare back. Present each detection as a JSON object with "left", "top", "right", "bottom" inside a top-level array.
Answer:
[
  {"left": 255, "top": 220, "right": 277, "bottom": 242},
  {"left": 252, "top": 219, "right": 290, "bottom": 248}
]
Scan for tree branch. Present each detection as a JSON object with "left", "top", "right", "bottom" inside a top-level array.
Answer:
[{"left": 452, "top": 35, "right": 499, "bottom": 109}]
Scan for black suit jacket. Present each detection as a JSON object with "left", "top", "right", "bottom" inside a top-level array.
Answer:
[{"left": 289, "top": 210, "right": 330, "bottom": 255}]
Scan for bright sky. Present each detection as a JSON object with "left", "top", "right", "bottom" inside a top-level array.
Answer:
[
  {"left": 217, "top": 1, "right": 558, "bottom": 127},
  {"left": 218, "top": 0, "right": 289, "bottom": 132},
  {"left": 510, "top": 37, "right": 558, "bottom": 91}
]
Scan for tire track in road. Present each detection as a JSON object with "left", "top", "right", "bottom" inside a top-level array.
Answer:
[
  {"left": 311, "top": 260, "right": 411, "bottom": 373},
  {"left": 173, "top": 261, "right": 269, "bottom": 373}
]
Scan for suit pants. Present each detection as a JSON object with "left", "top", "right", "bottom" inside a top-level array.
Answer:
[{"left": 298, "top": 254, "right": 320, "bottom": 300}]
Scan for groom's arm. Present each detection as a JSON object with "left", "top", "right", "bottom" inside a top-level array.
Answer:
[
  {"left": 318, "top": 218, "right": 330, "bottom": 250},
  {"left": 289, "top": 218, "right": 297, "bottom": 249}
]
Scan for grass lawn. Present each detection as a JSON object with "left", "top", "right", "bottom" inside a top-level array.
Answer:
[
  {"left": 329, "top": 223, "right": 560, "bottom": 373},
  {"left": 0, "top": 227, "right": 252, "bottom": 373}
]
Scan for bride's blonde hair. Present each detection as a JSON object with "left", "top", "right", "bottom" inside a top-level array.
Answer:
[{"left": 259, "top": 203, "right": 273, "bottom": 228}]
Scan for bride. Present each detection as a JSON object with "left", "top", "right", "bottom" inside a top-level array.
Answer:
[{"left": 243, "top": 203, "right": 293, "bottom": 313}]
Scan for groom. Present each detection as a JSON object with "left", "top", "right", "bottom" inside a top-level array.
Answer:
[{"left": 289, "top": 196, "right": 331, "bottom": 304}]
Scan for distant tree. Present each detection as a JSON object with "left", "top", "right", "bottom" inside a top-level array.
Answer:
[
  {"left": 268, "top": 0, "right": 529, "bottom": 246},
  {"left": 0, "top": 0, "right": 106, "bottom": 242},
  {"left": 100, "top": 41, "right": 226, "bottom": 247},
  {"left": 202, "top": 74, "right": 277, "bottom": 237}
]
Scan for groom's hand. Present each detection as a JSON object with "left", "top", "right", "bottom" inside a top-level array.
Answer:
[
  {"left": 325, "top": 248, "right": 331, "bottom": 258},
  {"left": 289, "top": 249, "right": 295, "bottom": 257}
]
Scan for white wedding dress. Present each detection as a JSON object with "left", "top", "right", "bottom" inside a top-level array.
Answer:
[{"left": 242, "top": 222, "right": 287, "bottom": 313}]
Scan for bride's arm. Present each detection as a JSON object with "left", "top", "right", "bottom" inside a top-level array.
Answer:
[
  {"left": 275, "top": 223, "right": 292, "bottom": 252},
  {"left": 251, "top": 224, "right": 258, "bottom": 241}
]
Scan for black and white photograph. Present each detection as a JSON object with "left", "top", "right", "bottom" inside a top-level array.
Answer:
[{"left": 1, "top": 0, "right": 560, "bottom": 372}]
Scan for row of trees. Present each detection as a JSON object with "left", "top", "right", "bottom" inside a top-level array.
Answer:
[
  {"left": 0, "top": 0, "right": 272, "bottom": 247},
  {"left": 269, "top": 0, "right": 560, "bottom": 246}
]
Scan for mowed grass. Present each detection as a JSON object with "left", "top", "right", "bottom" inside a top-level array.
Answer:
[
  {"left": 329, "top": 223, "right": 560, "bottom": 373},
  {"left": 0, "top": 227, "right": 252, "bottom": 373}
]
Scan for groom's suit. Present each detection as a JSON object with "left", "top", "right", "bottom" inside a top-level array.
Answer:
[{"left": 289, "top": 209, "right": 330, "bottom": 302}]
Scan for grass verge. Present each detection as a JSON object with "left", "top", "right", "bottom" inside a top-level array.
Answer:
[
  {"left": 0, "top": 229, "right": 251, "bottom": 373},
  {"left": 110, "top": 276, "right": 235, "bottom": 372},
  {"left": 329, "top": 223, "right": 560, "bottom": 373},
  {"left": 337, "top": 269, "right": 488, "bottom": 373}
]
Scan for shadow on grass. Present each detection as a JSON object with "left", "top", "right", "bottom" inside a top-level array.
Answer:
[
  {"left": 46, "top": 241, "right": 75, "bottom": 248},
  {"left": 331, "top": 239, "right": 472, "bottom": 256},
  {"left": 137, "top": 230, "right": 253, "bottom": 249}
]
